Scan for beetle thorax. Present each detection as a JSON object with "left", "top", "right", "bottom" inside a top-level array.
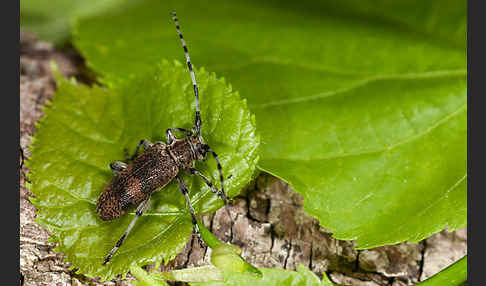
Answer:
[{"left": 168, "top": 136, "right": 206, "bottom": 169}]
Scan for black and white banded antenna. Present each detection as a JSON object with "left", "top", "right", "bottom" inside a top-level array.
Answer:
[
  {"left": 171, "top": 11, "right": 202, "bottom": 137},
  {"left": 171, "top": 11, "right": 234, "bottom": 232}
]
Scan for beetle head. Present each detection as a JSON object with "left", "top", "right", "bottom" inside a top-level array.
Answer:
[{"left": 190, "top": 135, "right": 209, "bottom": 161}]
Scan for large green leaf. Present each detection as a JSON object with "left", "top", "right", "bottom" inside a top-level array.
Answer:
[
  {"left": 416, "top": 256, "right": 467, "bottom": 286},
  {"left": 27, "top": 61, "right": 258, "bottom": 280},
  {"left": 20, "top": 0, "right": 138, "bottom": 44},
  {"left": 73, "top": 0, "right": 467, "bottom": 248}
]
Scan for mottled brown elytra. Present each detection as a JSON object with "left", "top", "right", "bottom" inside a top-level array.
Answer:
[{"left": 97, "top": 11, "right": 232, "bottom": 265}]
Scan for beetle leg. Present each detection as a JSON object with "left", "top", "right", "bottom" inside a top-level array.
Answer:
[
  {"left": 189, "top": 168, "right": 234, "bottom": 231},
  {"left": 103, "top": 196, "right": 151, "bottom": 265},
  {"left": 125, "top": 139, "right": 153, "bottom": 161},
  {"left": 109, "top": 161, "right": 128, "bottom": 176},
  {"left": 176, "top": 175, "right": 205, "bottom": 248},
  {"left": 166, "top": 128, "right": 193, "bottom": 144},
  {"left": 204, "top": 147, "right": 232, "bottom": 226}
]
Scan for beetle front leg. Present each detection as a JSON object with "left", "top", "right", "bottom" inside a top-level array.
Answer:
[{"left": 189, "top": 168, "right": 234, "bottom": 229}]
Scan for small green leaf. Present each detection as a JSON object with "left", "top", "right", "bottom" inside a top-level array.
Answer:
[
  {"left": 191, "top": 263, "right": 336, "bottom": 286},
  {"left": 73, "top": 0, "right": 467, "bottom": 248},
  {"left": 135, "top": 265, "right": 336, "bottom": 286},
  {"left": 156, "top": 265, "right": 336, "bottom": 286},
  {"left": 198, "top": 221, "right": 262, "bottom": 278},
  {"left": 27, "top": 60, "right": 259, "bottom": 280},
  {"left": 131, "top": 225, "right": 332, "bottom": 286},
  {"left": 160, "top": 266, "right": 223, "bottom": 283},
  {"left": 154, "top": 220, "right": 261, "bottom": 283},
  {"left": 129, "top": 264, "right": 337, "bottom": 286},
  {"left": 131, "top": 265, "right": 169, "bottom": 286}
]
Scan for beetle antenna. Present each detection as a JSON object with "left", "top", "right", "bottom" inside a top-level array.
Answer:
[{"left": 171, "top": 11, "right": 201, "bottom": 136}]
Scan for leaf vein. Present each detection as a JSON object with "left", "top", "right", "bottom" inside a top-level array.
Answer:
[
  {"left": 250, "top": 70, "right": 466, "bottom": 109},
  {"left": 265, "top": 104, "right": 466, "bottom": 162}
]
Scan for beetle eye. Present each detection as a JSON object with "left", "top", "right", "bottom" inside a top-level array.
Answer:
[{"left": 198, "top": 143, "right": 207, "bottom": 152}]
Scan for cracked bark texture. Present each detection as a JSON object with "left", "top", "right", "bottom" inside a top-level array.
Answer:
[{"left": 19, "top": 32, "right": 467, "bottom": 286}]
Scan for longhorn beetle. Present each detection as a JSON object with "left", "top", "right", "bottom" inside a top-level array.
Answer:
[{"left": 96, "top": 11, "right": 233, "bottom": 265}]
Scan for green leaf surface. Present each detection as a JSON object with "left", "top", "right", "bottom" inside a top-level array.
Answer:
[
  {"left": 131, "top": 265, "right": 169, "bottom": 286},
  {"left": 73, "top": 0, "right": 467, "bottom": 248},
  {"left": 131, "top": 264, "right": 336, "bottom": 286},
  {"left": 192, "top": 264, "right": 335, "bottom": 286},
  {"left": 20, "top": 0, "right": 139, "bottom": 44},
  {"left": 27, "top": 61, "right": 258, "bottom": 280},
  {"left": 198, "top": 220, "right": 262, "bottom": 278},
  {"left": 160, "top": 266, "right": 223, "bottom": 283},
  {"left": 416, "top": 256, "right": 467, "bottom": 286}
]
